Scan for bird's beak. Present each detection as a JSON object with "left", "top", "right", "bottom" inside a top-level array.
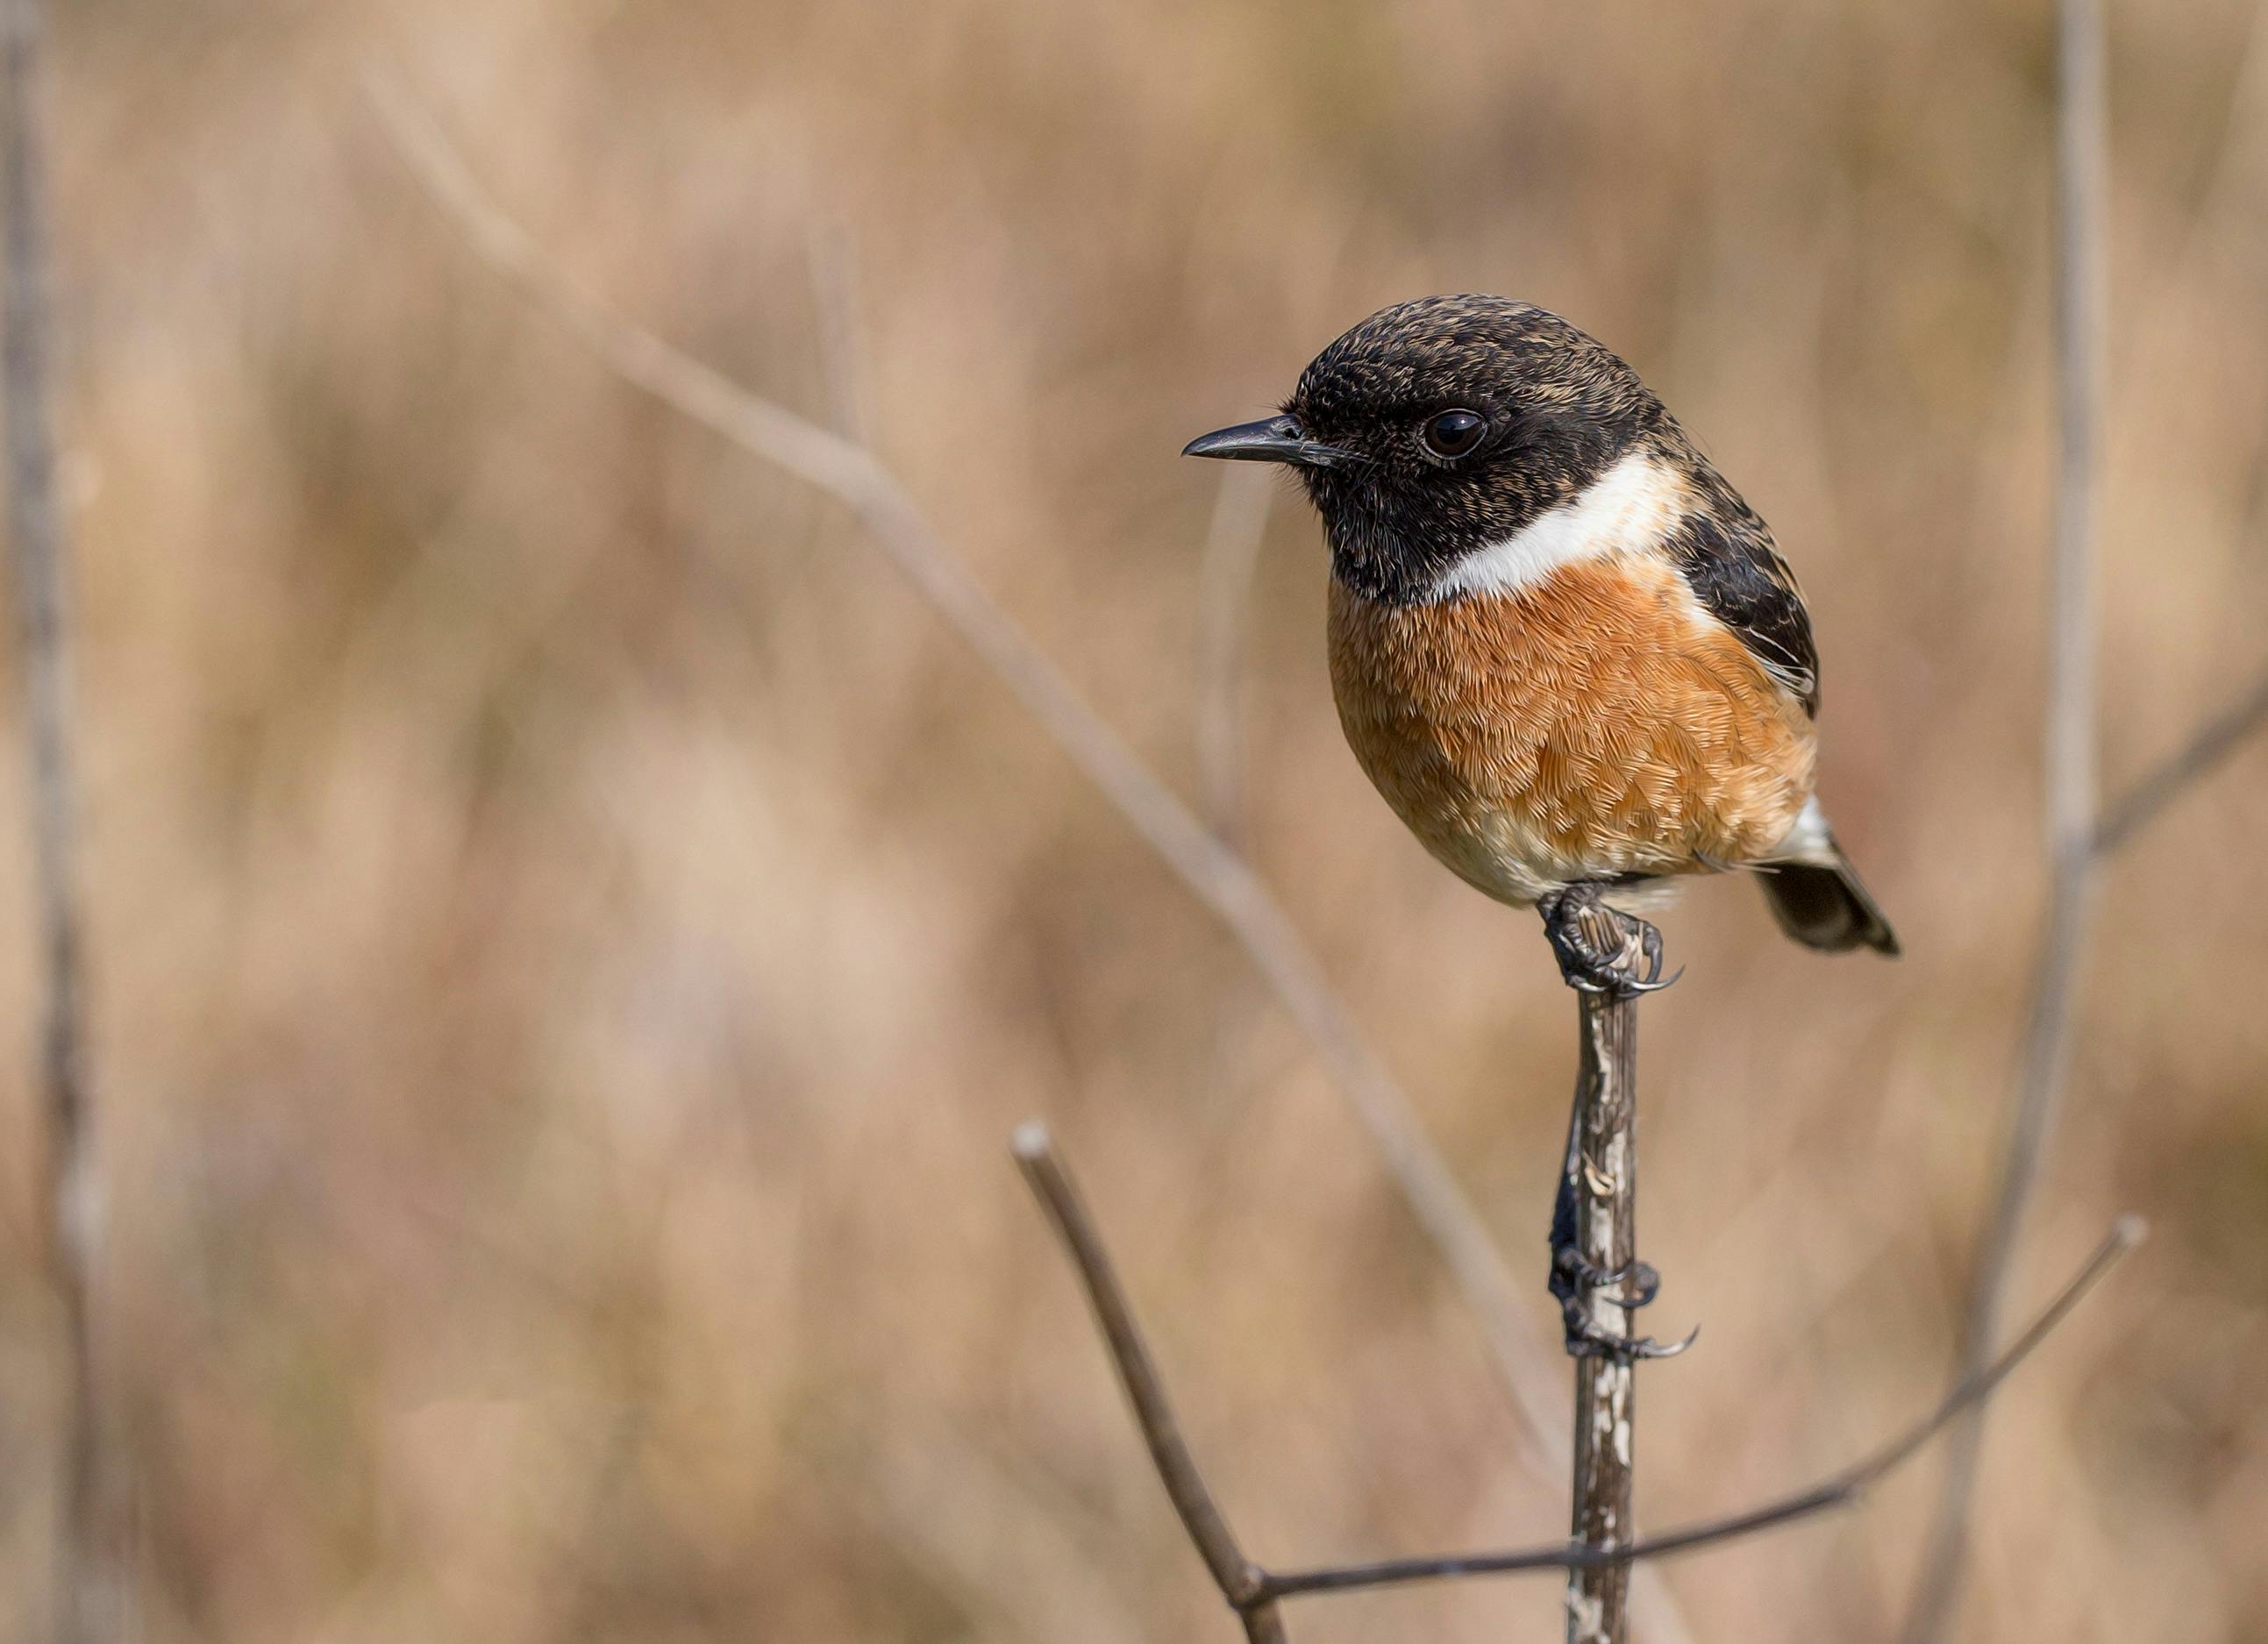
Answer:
[{"left": 1181, "top": 414, "right": 1356, "bottom": 469}]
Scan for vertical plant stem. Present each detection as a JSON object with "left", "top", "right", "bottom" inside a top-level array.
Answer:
[
  {"left": 1902, "top": 1, "right": 2106, "bottom": 1636},
  {"left": 0, "top": 1, "right": 107, "bottom": 1640},
  {"left": 1566, "top": 986, "right": 1638, "bottom": 1644}
]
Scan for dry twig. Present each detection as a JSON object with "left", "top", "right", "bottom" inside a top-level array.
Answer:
[
  {"left": 1014, "top": 1120, "right": 2139, "bottom": 1640},
  {"left": 1557, "top": 920, "right": 1649, "bottom": 1644},
  {"left": 1, "top": 3, "right": 110, "bottom": 1640},
  {"left": 1537, "top": 898, "right": 1694, "bottom": 1644},
  {"left": 2091, "top": 669, "right": 2268, "bottom": 855}
]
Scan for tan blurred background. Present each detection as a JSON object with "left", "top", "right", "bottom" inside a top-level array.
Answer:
[{"left": 1, "top": 0, "right": 2264, "bottom": 1639}]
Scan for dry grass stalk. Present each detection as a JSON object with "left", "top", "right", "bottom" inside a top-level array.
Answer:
[
  {"left": 1907, "top": 4, "right": 2106, "bottom": 1631},
  {"left": 1, "top": 2, "right": 112, "bottom": 1639}
]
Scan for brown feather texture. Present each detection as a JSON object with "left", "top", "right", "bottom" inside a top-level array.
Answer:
[{"left": 1330, "top": 556, "right": 1815, "bottom": 905}]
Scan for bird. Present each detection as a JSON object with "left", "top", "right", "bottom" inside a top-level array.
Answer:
[{"left": 1183, "top": 294, "right": 1897, "bottom": 986}]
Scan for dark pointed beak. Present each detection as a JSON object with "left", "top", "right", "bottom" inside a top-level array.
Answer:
[{"left": 1181, "top": 414, "right": 1357, "bottom": 469}]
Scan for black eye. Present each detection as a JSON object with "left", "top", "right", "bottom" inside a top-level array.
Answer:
[{"left": 1422, "top": 409, "right": 1486, "bottom": 459}]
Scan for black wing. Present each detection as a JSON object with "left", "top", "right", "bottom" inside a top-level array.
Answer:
[{"left": 1666, "top": 495, "right": 1820, "bottom": 716}]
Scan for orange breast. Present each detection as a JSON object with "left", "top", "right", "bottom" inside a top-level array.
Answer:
[{"left": 1327, "top": 555, "right": 1816, "bottom": 904}]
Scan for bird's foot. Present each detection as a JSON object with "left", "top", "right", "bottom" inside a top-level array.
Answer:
[
  {"left": 1564, "top": 1314, "right": 1701, "bottom": 1362},
  {"left": 1547, "top": 1161, "right": 1691, "bottom": 1359},
  {"left": 1537, "top": 885, "right": 1678, "bottom": 998},
  {"left": 1549, "top": 1246, "right": 1694, "bottom": 1359},
  {"left": 1556, "top": 1250, "right": 1661, "bottom": 1309}
]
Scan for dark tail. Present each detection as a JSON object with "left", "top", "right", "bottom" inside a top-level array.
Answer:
[{"left": 1759, "top": 850, "right": 1900, "bottom": 956}]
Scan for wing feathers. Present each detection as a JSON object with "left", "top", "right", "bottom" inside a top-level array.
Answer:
[{"left": 1664, "top": 486, "right": 1821, "bottom": 716}]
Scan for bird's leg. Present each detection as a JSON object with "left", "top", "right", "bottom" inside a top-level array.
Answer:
[{"left": 1537, "top": 882, "right": 1678, "bottom": 998}]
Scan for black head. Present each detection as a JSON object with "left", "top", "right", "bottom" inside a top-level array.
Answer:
[{"left": 1184, "top": 295, "right": 1667, "bottom": 604}]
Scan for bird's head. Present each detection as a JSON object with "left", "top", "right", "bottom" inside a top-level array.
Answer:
[{"left": 1184, "top": 295, "right": 1667, "bottom": 605}]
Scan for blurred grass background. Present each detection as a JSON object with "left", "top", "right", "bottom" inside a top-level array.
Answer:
[{"left": 2, "top": 0, "right": 2266, "bottom": 1639}]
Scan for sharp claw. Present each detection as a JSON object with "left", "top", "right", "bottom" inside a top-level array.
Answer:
[
  {"left": 1631, "top": 1324, "right": 1701, "bottom": 1360},
  {"left": 1564, "top": 1321, "right": 1700, "bottom": 1362}
]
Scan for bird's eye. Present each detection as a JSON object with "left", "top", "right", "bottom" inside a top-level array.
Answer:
[{"left": 1422, "top": 409, "right": 1487, "bottom": 459}]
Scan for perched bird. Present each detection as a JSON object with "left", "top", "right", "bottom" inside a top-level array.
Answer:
[{"left": 1184, "top": 295, "right": 1897, "bottom": 979}]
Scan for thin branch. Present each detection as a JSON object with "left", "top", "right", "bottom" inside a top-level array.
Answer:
[
  {"left": 1012, "top": 1124, "right": 1258, "bottom": 1602},
  {"left": 1012, "top": 1124, "right": 1286, "bottom": 1644},
  {"left": 1195, "top": 465, "right": 1271, "bottom": 849},
  {"left": 1260, "top": 1216, "right": 2141, "bottom": 1598},
  {"left": 363, "top": 70, "right": 1590, "bottom": 1498},
  {"left": 1557, "top": 905, "right": 1657, "bottom": 1644},
  {"left": 1015, "top": 1118, "right": 2140, "bottom": 1629},
  {"left": 2092, "top": 667, "right": 2268, "bottom": 855},
  {"left": 1, "top": 4, "right": 110, "bottom": 1642},
  {"left": 1903, "top": 2, "right": 2108, "bottom": 1635}
]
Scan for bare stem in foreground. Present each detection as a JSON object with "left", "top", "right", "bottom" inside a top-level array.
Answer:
[
  {"left": 1, "top": 3, "right": 109, "bottom": 1640},
  {"left": 1561, "top": 921, "right": 1646, "bottom": 1644},
  {"left": 1565, "top": 988, "right": 1638, "bottom": 1642},
  {"left": 1014, "top": 1119, "right": 2138, "bottom": 1640}
]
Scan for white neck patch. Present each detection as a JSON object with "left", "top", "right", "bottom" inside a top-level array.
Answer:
[{"left": 1429, "top": 447, "right": 1690, "bottom": 601}]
